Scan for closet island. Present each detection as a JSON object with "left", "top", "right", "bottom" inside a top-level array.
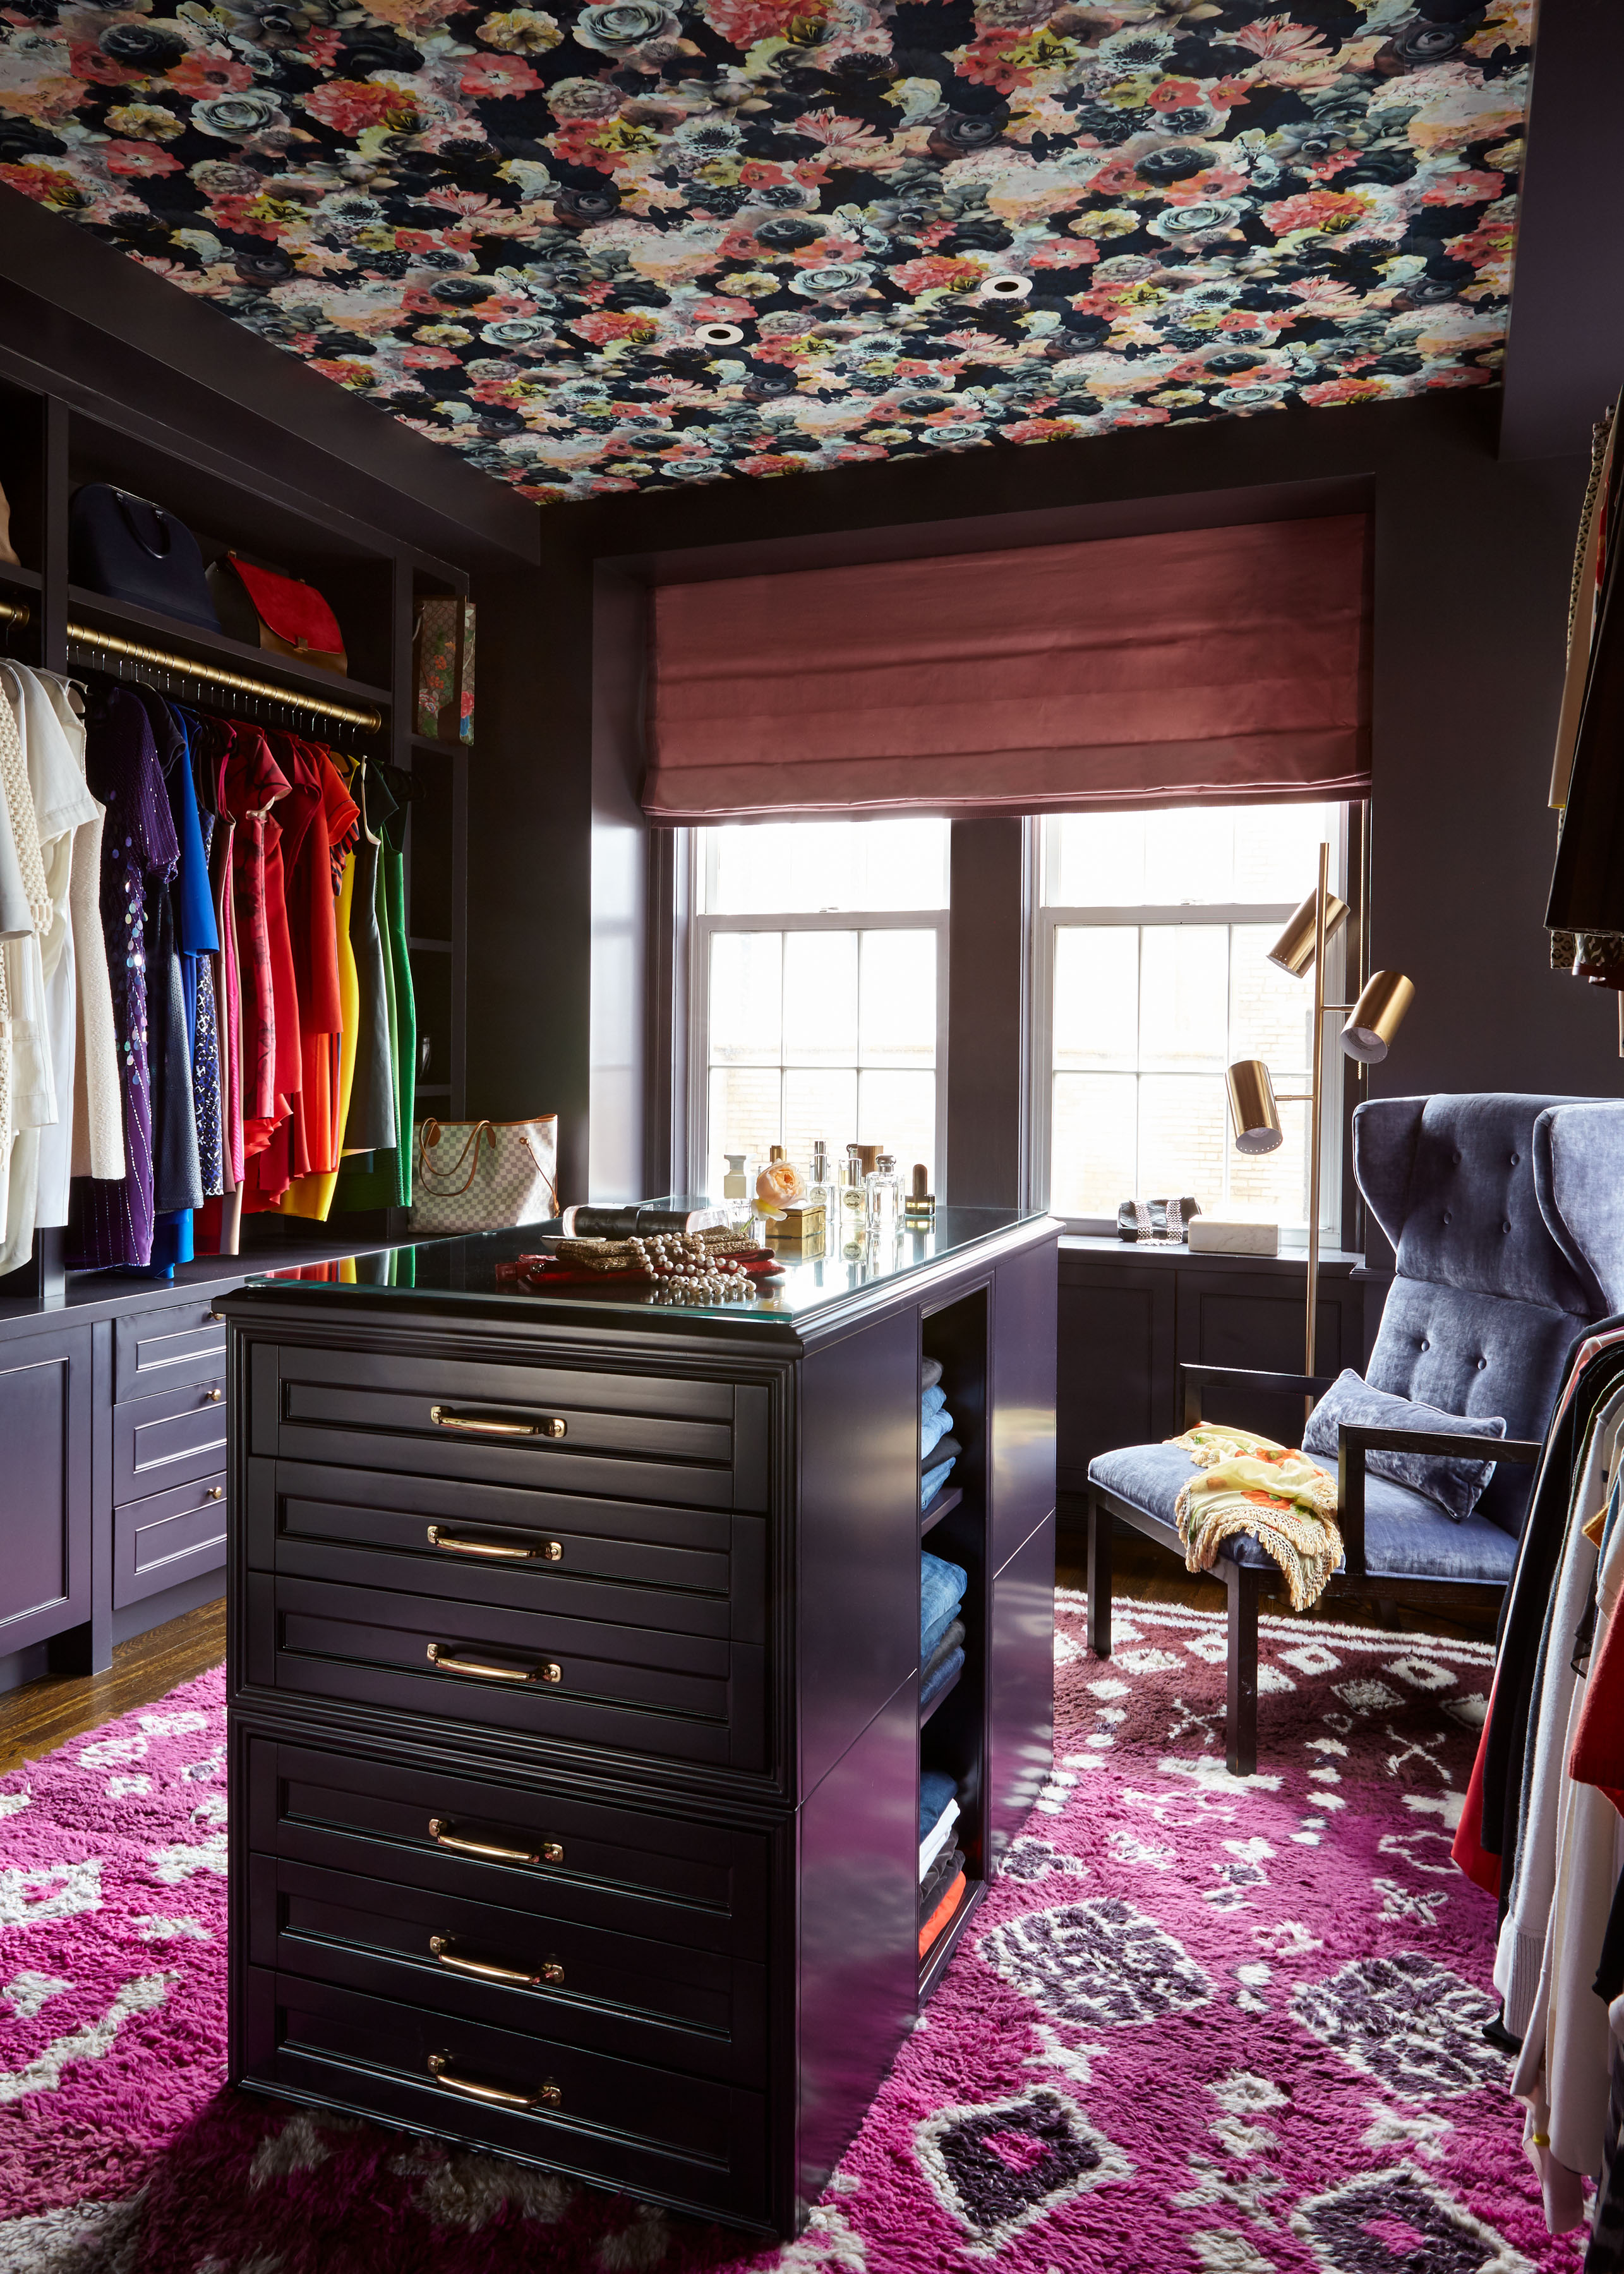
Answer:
[{"left": 219, "top": 1205, "right": 1058, "bottom": 2237}]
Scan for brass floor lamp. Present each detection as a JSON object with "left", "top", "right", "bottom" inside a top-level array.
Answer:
[{"left": 1225, "top": 842, "right": 1415, "bottom": 1378}]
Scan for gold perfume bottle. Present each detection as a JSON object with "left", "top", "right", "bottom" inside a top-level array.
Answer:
[{"left": 904, "top": 1163, "right": 935, "bottom": 1227}]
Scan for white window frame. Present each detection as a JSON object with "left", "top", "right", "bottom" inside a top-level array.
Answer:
[
  {"left": 685, "top": 831, "right": 951, "bottom": 1200},
  {"left": 1025, "top": 809, "right": 1350, "bottom": 1241}
]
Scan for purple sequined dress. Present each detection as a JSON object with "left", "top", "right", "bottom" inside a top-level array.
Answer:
[{"left": 66, "top": 686, "right": 179, "bottom": 1270}]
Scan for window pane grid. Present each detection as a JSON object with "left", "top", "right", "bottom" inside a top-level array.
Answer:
[
  {"left": 700, "top": 826, "right": 943, "bottom": 1196},
  {"left": 1040, "top": 805, "right": 1346, "bottom": 1235}
]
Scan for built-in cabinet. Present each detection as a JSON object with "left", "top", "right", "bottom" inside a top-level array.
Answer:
[{"left": 1056, "top": 1237, "right": 1374, "bottom": 1505}]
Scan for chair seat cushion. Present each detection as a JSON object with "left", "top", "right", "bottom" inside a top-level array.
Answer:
[{"left": 1088, "top": 1442, "right": 1517, "bottom": 1587}]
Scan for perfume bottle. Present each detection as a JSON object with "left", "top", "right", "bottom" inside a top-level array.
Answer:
[
  {"left": 721, "top": 1152, "right": 754, "bottom": 1228},
  {"left": 840, "top": 1145, "right": 867, "bottom": 1257},
  {"left": 808, "top": 1140, "right": 839, "bottom": 1249},
  {"left": 904, "top": 1163, "right": 935, "bottom": 1227},
  {"left": 866, "top": 1152, "right": 901, "bottom": 1241}
]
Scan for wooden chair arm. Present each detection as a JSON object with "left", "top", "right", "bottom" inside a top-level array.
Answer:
[
  {"left": 1336, "top": 1423, "right": 1543, "bottom": 1582},
  {"left": 1180, "top": 1361, "right": 1338, "bottom": 1431}
]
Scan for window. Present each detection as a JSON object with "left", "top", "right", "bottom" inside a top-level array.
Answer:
[
  {"left": 1030, "top": 804, "right": 1351, "bottom": 1236},
  {"left": 690, "top": 819, "right": 949, "bottom": 1199}
]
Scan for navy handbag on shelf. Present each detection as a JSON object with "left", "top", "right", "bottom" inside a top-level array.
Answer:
[{"left": 68, "top": 483, "right": 220, "bottom": 632}]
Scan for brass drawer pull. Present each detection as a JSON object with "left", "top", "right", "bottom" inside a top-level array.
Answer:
[
  {"left": 207, "top": 1485, "right": 225, "bottom": 1501},
  {"left": 427, "top": 1817, "right": 563, "bottom": 1867},
  {"left": 208, "top": 1309, "right": 225, "bottom": 1325},
  {"left": 429, "top": 1935, "right": 563, "bottom": 1989},
  {"left": 205, "top": 1387, "right": 225, "bottom": 1404},
  {"left": 425, "top": 1644, "right": 561, "bottom": 1685},
  {"left": 427, "top": 1525, "right": 562, "bottom": 1563},
  {"left": 426, "top": 2052, "right": 560, "bottom": 2110},
  {"left": 430, "top": 1405, "right": 567, "bottom": 1440}
]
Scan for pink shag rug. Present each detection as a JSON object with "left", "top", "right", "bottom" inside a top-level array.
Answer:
[{"left": 0, "top": 1590, "right": 1567, "bottom": 2273}]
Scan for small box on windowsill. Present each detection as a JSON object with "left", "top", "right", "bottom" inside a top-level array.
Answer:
[
  {"left": 766, "top": 1199, "right": 826, "bottom": 1251},
  {"left": 1187, "top": 1218, "right": 1279, "bottom": 1257}
]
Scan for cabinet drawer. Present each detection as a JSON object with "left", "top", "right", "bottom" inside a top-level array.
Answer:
[
  {"left": 115, "top": 1293, "right": 230, "bottom": 1402},
  {"left": 250, "top": 1345, "right": 768, "bottom": 1513},
  {"left": 247, "top": 1853, "right": 767, "bottom": 2084},
  {"left": 113, "top": 1472, "right": 227, "bottom": 1609},
  {"left": 114, "top": 1376, "right": 229, "bottom": 1505},
  {"left": 245, "top": 1573, "right": 766, "bottom": 1771},
  {"left": 244, "top": 1459, "right": 765, "bottom": 1645},
  {"left": 241, "top": 1968, "right": 769, "bottom": 2223},
  {"left": 248, "top": 1738, "right": 768, "bottom": 1954}
]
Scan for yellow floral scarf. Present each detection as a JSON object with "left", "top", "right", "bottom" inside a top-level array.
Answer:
[{"left": 1165, "top": 1424, "right": 1344, "bottom": 1613}]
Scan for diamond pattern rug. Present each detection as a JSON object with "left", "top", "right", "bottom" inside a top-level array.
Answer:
[{"left": 0, "top": 1591, "right": 1565, "bottom": 2272}]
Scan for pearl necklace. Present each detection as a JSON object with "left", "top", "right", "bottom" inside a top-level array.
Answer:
[{"left": 629, "top": 1232, "right": 752, "bottom": 1303}]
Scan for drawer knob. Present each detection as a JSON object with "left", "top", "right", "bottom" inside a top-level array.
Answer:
[
  {"left": 428, "top": 1816, "right": 558, "bottom": 1867},
  {"left": 427, "top": 2052, "right": 560, "bottom": 2111},
  {"left": 207, "top": 1486, "right": 225, "bottom": 1502},
  {"left": 430, "top": 1404, "right": 566, "bottom": 1440},
  {"left": 208, "top": 1310, "right": 225, "bottom": 1325},
  {"left": 426, "top": 1525, "right": 560, "bottom": 1563},
  {"left": 429, "top": 1935, "right": 555, "bottom": 1990},
  {"left": 204, "top": 1386, "right": 224, "bottom": 1404},
  {"left": 426, "top": 1644, "right": 561, "bottom": 1686}
]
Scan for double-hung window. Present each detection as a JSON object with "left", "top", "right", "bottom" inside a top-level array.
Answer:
[
  {"left": 1030, "top": 803, "right": 1352, "bottom": 1237},
  {"left": 689, "top": 819, "right": 949, "bottom": 1198}
]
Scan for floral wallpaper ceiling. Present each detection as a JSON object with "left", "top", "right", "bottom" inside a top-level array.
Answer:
[{"left": 0, "top": 0, "right": 1530, "bottom": 502}]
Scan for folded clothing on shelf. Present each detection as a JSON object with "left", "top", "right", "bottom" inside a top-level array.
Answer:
[
  {"left": 923, "top": 1616, "right": 964, "bottom": 1688},
  {"left": 919, "top": 1769, "right": 959, "bottom": 1879},
  {"left": 922, "top": 1644, "right": 964, "bottom": 1712},
  {"left": 920, "top": 1841, "right": 964, "bottom": 1922},
  {"left": 922, "top": 1356, "right": 944, "bottom": 1392},
  {"left": 922, "top": 1551, "right": 967, "bottom": 1657},
  {"left": 922, "top": 1382, "right": 947, "bottom": 1421},
  {"left": 921, "top": 1403, "right": 955, "bottom": 1461},
  {"left": 920, "top": 1870, "right": 967, "bottom": 1959},
  {"left": 922, "top": 1457, "right": 956, "bottom": 1510}
]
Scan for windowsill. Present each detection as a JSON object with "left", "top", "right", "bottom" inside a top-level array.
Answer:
[{"left": 1059, "top": 1233, "right": 1365, "bottom": 1275}]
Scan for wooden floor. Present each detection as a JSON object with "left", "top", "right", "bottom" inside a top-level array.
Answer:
[
  {"left": 0, "top": 1599, "right": 225, "bottom": 1776},
  {"left": 0, "top": 1525, "right": 1496, "bottom": 1774}
]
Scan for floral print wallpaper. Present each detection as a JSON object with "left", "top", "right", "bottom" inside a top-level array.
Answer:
[{"left": 0, "top": 0, "right": 1531, "bottom": 502}]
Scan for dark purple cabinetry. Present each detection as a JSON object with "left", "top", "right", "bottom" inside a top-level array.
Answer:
[{"left": 222, "top": 1210, "right": 1059, "bottom": 2239}]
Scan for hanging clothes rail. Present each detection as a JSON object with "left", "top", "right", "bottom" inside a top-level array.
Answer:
[{"left": 0, "top": 594, "right": 383, "bottom": 731}]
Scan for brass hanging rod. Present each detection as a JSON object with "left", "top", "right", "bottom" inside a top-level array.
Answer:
[{"left": 0, "top": 594, "right": 384, "bottom": 732}]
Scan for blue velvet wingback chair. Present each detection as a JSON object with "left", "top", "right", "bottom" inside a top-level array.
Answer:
[{"left": 1086, "top": 1094, "right": 1624, "bottom": 1775}]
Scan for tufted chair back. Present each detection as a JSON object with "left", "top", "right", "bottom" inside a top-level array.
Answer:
[{"left": 1352, "top": 1093, "right": 1624, "bottom": 1536}]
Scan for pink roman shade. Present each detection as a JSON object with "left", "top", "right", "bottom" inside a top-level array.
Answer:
[{"left": 643, "top": 514, "right": 1371, "bottom": 824}]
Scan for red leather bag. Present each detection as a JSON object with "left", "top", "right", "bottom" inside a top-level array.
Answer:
[{"left": 207, "top": 551, "right": 348, "bottom": 675}]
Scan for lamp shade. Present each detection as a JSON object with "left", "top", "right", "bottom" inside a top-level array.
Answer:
[
  {"left": 1267, "top": 887, "right": 1350, "bottom": 978},
  {"left": 1227, "top": 1059, "right": 1284, "bottom": 1154},
  {"left": 1340, "top": 970, "right": 1415, "bottom": 1063}
]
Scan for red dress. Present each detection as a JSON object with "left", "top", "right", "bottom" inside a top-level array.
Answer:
[{"left": 220, "top": 725, "right": 288, "bottom": 1165}]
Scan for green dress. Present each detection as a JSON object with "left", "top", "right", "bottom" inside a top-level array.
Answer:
[{"left": 333, "top": 765, "right": 416, "bottom": 1212}]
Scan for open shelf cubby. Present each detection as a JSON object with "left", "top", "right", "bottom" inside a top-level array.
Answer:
[{"left": 918, "top": 1282, "right": 989, "bottom": 1996}]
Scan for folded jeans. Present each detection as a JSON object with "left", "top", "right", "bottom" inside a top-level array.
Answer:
[
  {"left": 922, "top": 1644, "right": 964, "bottom": 1711},
  {"left": 918, "top": 1767, "right": 958, "bottom": 1842},
  {"left": 922, "top": 1457, "right": 956, "bottom": 1510},
  {"left": 922, "top": 1550, "right": 968, "bottom": 1648}
]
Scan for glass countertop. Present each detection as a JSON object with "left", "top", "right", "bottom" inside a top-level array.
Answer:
[{"left": 246, "top": 1206, "right": 1050, "bottom": 1328}]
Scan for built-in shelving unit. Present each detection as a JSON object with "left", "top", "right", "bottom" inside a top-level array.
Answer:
[
  {"left": 0, "top": 339, "right": 474, "bottom": 1292},
  {"left": 918, "top": 1285, "right": 989, "bottom": 1996},
  {"left": 920, "top": 1484, "right": 961, "bottom": 1541}
]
